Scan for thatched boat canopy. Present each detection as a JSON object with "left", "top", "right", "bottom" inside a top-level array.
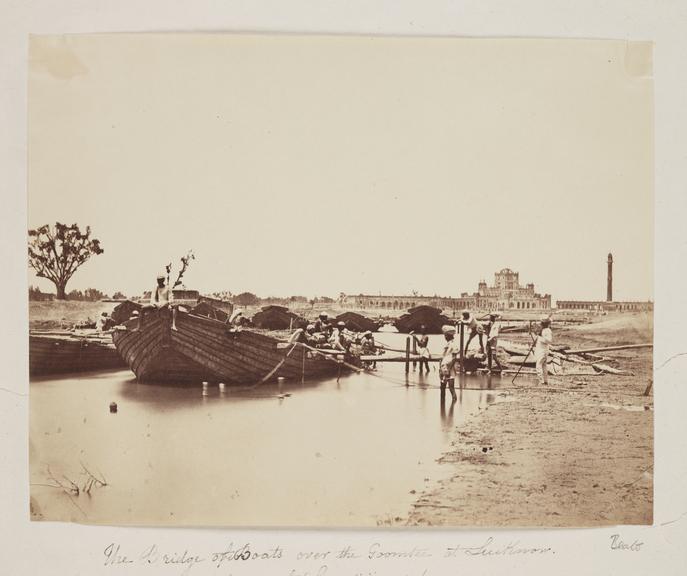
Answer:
[
  {"left": 394, "top": 305, "right": 451, "bottom": 334},
  {"left": 335, "top": 311, "right": 381, "bottom": 332},
  {"left": 251, "top": 305, "right": 306, "bottom": 330},
  {"left": 110, "top": 300, "right": 142, "bottom": 325}
]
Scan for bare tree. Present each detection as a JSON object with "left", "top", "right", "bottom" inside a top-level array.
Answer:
[{"left": 28, "top": 223, "right": 104, "bottom": 299}]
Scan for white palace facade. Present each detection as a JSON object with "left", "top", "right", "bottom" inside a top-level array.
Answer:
[{"left": 340, "top": 269, "right": 551, "bottom": 312}]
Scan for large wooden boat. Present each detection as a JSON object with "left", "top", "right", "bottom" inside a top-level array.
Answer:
[
  {"left": 112, "top": 306, "right": 350, "bottom": 385},
  {"left": 29, "top": 331, "right": 126, "bottom": 376}
]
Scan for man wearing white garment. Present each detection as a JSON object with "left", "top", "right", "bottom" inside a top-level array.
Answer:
[{"left": 534, "top": 316, "right": 553, "bottom": 385}]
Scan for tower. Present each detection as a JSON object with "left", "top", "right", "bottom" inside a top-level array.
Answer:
[{"left": 607, "top": 253, "right": 613, "bottom": 302}]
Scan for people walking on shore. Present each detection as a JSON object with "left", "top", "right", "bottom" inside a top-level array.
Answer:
[
  {"left": 534, "top": 316, "right": 553, "bottom": 385},
  {"left": 439, "top": 325, "right": 459, "bottom": 401}
]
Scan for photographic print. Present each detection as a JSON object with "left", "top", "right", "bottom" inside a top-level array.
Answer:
[{"left": 27, "top": 34, "right": 653, "bottom": 527}]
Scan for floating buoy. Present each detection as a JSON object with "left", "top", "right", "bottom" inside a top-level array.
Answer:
[{"left": 109, "top": 402, "right": 117, "bottom": 413}]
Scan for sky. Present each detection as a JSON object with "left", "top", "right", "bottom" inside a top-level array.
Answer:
[{"left": 27, "top": 34, "right": 653, "bottom": 302}]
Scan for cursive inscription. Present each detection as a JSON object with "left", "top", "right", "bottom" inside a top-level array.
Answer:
[
  {"left": 102, "top": 538, "right": 557, "bottom": 574},
  {"left": 610, "top": 534, "right": 644, "bottom": 552},
  {"left": 104, "top": 543, "right": 135, "bottom": 566},
  {"left": 445, "top": 537, "right": 553, "bottom": 557}
]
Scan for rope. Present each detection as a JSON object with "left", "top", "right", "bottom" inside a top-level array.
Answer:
[
  {"left": 297, "top": 342, "right": 364, "bottom": 373},
  {"left": 250, "top": 342, "right": 299, "bottom": 388}
]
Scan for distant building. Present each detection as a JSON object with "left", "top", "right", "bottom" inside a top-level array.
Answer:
[
  {"left": 454, "top": 269, "right": 552, "bottom": 311},
  {"left": 340, "top": 293, "right": 459, "bottom": 313},
  {"left": 556, "top": 300, "right": 653, "bottom": 312},
  {"left": 555, "top": 253, "right": 653, "bottom": 312},
  {"left": 339, "top": 268, "right": 551, "bottom": 312}
]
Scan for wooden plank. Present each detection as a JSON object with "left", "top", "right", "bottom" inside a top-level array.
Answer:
[{"left": 563, "top": 343, "right": 653, "bottom": 355}]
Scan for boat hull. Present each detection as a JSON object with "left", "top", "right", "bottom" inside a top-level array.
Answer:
[
  {"left": 112, "top": 308, "right": 348, "bottom": 385},
  {"left": 29, "top": 333, "right": 126, "bottom": 376}
]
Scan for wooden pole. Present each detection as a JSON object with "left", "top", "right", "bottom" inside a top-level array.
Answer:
[
  {"left": 459, "top": 322, "right": 465, "bottom": 373},
  {"left": 405, "top": 336, "right": 411, "bottom": 374},
  {"left": 412, "top": 336, "right": 417, "bottom": 370},
  {"left": 301, "top": 346, "right": 305, "bottom": 385},
  {"left": 563, "top": 343, "right": 652, "bottom": 355}
]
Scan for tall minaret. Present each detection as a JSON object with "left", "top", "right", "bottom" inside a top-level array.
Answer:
[{"left": 607, "top": 252, "right": 613, "bottom": 302}]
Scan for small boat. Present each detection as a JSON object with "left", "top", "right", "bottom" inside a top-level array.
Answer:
[
  {"left": 29, "top": 331, "right": 126, "bottom": 376},
  {"left": 112, "top": 306, "right": 351, "bottom": 385}
]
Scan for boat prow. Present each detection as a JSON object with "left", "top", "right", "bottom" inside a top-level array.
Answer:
[{"left": 112, "top": 306, "right": 349, "bottom": 385}]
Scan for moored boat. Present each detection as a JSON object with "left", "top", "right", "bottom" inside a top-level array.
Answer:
[
  {"left": 112, "top": 306, "right": 351, "bottom": 385},
  {"left": 394, "top": 305, "right": 451, "bottom": 334},
  {"left": 334, "top": 311, "right": 381, "bottom": 333},
  {"left": 29, "top": 331, "right": 126, "bottom": 376}
]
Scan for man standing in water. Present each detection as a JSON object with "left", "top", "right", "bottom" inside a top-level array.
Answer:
[
  {"left": 439, "top": 325, "right": 459, "bottom": 401},
  {"left": 411, "top": 325, "right": 431, "bottom": 374},
  {"left": 150, "top": 274, "right": 177, "bottom": 330},
  {"left": 534, "top": 316, "right": 553, "bottom": 385},
  {"left": 486, "top": 312, "right": 503, "bottom": 372}
]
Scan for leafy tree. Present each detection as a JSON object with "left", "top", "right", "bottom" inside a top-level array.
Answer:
[
  {"left": 112, "top": 291, "right": 126, "bottom": 300},
  {"left": 28, "top": 223, "right": 104, "bottom": 300},
  {"left": 28, "top": 285, "right": 53, "bottom": 301},
  {"left": 68, "top": 289, "right": 84, "bottom": 301},
  {"left": 84, "top": 288, "right": 107, "bottom": 301},
  {"left": 289, "top": 295, "right": 308, "bottom": 303},
  {"left": 234, "top": 292, "right": 259, "bottom": 306}
]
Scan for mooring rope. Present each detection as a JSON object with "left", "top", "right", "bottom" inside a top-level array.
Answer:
[{"left": 251, "top": 342, "right": 299, "bottom": 388}]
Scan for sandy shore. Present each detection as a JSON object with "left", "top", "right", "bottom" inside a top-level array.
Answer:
[{"left": 402, "top": 313, "right": 653, "bottom": 527}]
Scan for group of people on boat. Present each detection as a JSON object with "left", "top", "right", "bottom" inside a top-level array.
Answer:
[{"left": 288, "top": 313, "right": 380, "bottom": 362}]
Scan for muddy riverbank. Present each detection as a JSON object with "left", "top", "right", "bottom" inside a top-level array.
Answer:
[{"left": 402, "top": 313, "right": 653, "bottom": 527}]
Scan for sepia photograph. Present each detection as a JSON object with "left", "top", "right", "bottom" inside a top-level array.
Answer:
[{"left": 27, "top": 33, "right": 653, "bottom": 527}]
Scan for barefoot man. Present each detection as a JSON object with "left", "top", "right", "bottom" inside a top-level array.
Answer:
[
  {"left": 411, "top": 325, "right": 431, "bottom": 374},
  {"left": 461, "top": 309, "right": 485, "bottom": 354},
  {"left": 486, "top": 312, "right": 503, "bottom": 372},
  {"left": 439, "top": 325, "right": 459, "bottom": 401},
  {"left": 534, "top": 316, "right": 553, "bottom": 385}
]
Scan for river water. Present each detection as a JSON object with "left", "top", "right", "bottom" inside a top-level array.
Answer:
[{"left": 30, "top": 333, "right": 501, "bottom": 527}]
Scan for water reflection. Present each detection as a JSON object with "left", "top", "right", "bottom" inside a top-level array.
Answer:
[
  {"left": 30, "top": 333, "right": 500, "bottom": 526},
  {"left": 440, "top": 396, "right": 455, "bottom": 432}
]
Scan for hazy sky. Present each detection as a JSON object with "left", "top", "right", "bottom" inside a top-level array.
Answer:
[{"left": 28, "top": 34, "right": 653, "bottom": 302}]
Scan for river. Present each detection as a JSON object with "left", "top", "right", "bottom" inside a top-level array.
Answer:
[{"left": 29, "top": 333, "right": 501, "bottom": 526}]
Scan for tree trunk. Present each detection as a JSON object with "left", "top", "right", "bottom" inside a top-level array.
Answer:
[{"left": 55, "top": 282, "right": 67, "bottom": 300}]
